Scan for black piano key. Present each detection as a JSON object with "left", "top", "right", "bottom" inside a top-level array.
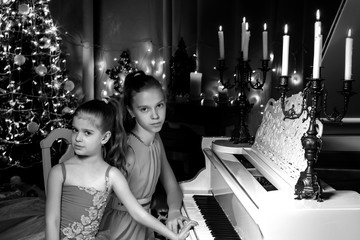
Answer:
[{"left": 193, "top": 195, "right": 242, "bottom": 240}]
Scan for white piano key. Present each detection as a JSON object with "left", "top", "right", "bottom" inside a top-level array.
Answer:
[{"left": 182, "top": 194, "right": 214, "bottom": 240}]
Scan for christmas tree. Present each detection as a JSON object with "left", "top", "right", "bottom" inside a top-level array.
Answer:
[
  {"left": 104, "top": 50, "right": 137, "bottom": 96},
  {"left": 0, "top": 0, "right": 78, "bottom": 166}
]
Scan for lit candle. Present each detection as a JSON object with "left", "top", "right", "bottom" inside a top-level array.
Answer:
[
  {"left": 190, "top": 71, "right": 202, "bottom": 100},
  {"left": 241, "top": 17, "right": 246, "bottom": 52},
  {"left": 314, "top": 10, "right": 321, "bottom": 39},
  {"left": 262, "top": 23, "right": 268, "bottom": 60},
  {"left": 281, "top": 24, "right": 290, "bottom": 76},
  {"left": 218, "top": 25, "right": 225, "bottom": 60},
  {"left": 312, "top": 10, "right": 322, "bottom": 79},
  {"left": 243, "top": 22, "right": 250, "bottom": 61},
  {"left": 344, "top": 29, "right": 353, "bottom": 81}
]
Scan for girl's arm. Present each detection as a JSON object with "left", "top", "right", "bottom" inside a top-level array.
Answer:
[
  {"left": 158, "top": 136, "right": 187, "bottom": 233},
  {"left": 109, "top": 167, "right": 197, "bottom": 240},
  {"left": 45, "top": 164, "right": 64, "bottom": 240}
]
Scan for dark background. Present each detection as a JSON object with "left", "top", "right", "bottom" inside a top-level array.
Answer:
[{"left": 2, "top": 0, "right": 359, "bottom": 192}]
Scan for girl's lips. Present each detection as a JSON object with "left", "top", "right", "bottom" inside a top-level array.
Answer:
[
  {"left": 73, "top": 145, "right": 83, "bottom": 150},
  {"left": 151, "top": 122, "right": 163, "bottom": 127}
]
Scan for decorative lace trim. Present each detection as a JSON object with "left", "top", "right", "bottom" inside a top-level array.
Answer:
[{"left": 61, "top": 176, "right": 111, "bottom": 240}]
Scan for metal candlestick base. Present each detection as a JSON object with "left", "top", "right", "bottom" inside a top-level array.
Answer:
[{"left": 277, "top": 77, "right": 355, "bottom": 201}]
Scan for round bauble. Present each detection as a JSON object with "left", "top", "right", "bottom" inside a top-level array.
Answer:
[
  {"left": 18, "top": 4, "right": 30, "bottom": 15},
  {"left": 35, "top": 64, "right": 48, "bottom": 76},
  {"left": 27, "top": 121, "right": 39, "bottom": 134},
  {"left": 14, "top": 55, "right": 26, "bottom": 65},
  {"left": 63, "top": 80, "right": 75, "bottom": 92}
]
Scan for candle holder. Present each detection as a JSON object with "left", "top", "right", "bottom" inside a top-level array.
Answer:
[
  {"left": 277, "top": 76, "right": 356, "bottom": 201},
  {"left": 216, "top": 54, "right": 270, "bottom": 144}
]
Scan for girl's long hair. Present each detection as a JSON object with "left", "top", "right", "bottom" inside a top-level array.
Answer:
[{"left": 73, "top": 96, "right": 127, "bottom": 174}]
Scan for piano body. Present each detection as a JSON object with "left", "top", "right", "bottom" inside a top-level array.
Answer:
[{"left": 180, "top": 94, "right": 360, "bottom": 240}]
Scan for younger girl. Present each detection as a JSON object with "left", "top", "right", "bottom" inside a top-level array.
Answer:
[
  {"left": 45, "top": 97, "right": 197, "bottom": 240},
  {"left": 100, "top": 71, "right": 188, "bottom": 239}
]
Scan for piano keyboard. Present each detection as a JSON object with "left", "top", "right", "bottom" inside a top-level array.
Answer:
[{"left": 182, "top": 194, "right": 241, "bottom": 240}]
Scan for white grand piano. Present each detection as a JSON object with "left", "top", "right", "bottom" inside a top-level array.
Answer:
[{"left": 179, "top": 94, "right": 360, "bottom": 240}]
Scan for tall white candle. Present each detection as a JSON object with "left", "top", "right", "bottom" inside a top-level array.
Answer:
[
  {"left": 312, "top": 10, "right": 322, "bottom": 79},
  {"left": 241, "top": 17, "right": 246, "bottom": 52},
  {"left": 344, "top": 29, "right": 353, "bottom": 81},
  {"left": 281, "top": 24, "right": 290, "bottom": 76},
  {"left": 218, "top": 26, "right": 225, "bottom": 60},
  {"left": 190, "top": 71, "right": 202, "bottom": 100},
  {"left": 313, "top": 35, "right": 321, "bottom": 78},
  {"left": 262, "top": 23, "right": 268, "bottom": 60},
  {"left": 243, "top": 22, "right": 250, "bottom": 61}
]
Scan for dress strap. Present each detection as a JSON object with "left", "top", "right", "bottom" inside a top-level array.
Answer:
[
  {"left": 60, "top": 162, "right": 66, "bottom": 181},
  {"left": 105, "top": 165, "right": 112, "bottom": 178}
]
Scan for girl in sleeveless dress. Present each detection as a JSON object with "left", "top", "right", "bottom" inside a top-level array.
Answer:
[
  {"left": 45, "top": 96, "right": 197, "bottom": 240},
  {"left": 100, "top": 71, "right": 189, "bottom": 240}
]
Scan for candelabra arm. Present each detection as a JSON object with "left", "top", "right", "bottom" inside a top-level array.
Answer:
[
  {"left": 322, "top": 80, "right": 356, "bottom": 123},
  {"left": 277, "top": 76, "right": 309, "bottom": 120},
  {"left": 249, "top": 59, "right": 270, "bottom": 90}
]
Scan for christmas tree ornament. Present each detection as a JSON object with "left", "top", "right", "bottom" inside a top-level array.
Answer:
[
  {"left": 35, "top": 64, "right": 48, "bottom": 76},
  {"left": 63, "top": 80, "right": 75, "bottom": 91},
  {"left": 18, "top": 4, "right": 30, "bottom": 15},
  {"left": 26, "top": 121, "right": 39, "bottom": 134},
  {"left": 39, "top": 37, "right": 51, "bottom": 49},
  {"left": 14, "top": 55, "right": 26, "bottom": 65},
  {"left": 61, "top": 106, "right": 73, "bottom": 115}
]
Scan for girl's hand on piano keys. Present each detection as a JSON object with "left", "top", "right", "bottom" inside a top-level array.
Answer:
[
  {"left": 166, "top": 209, "right": 189, "bottom": 233},
  {"left": 176, "top": 220, "right": 199, "bottom": 240}
]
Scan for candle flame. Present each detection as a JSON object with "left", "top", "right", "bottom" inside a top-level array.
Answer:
[
  {"left": 264, "top": 23, "right": 267, "bottom": 31},
  {"left": 284, "top": 24, "right": 288, "bottom": 34},
  {"left": 243, "top": 17, "right": 246, "bottom": 23},
  {"left": 246, "top": 22, "right": 249, "bottom": 31},
  {"left": 219, "top": 25, "right": 222, "bottom": 31},
  {"left": 348, "top": 29, "right": 352, "bottom": 37},
  {"left": 316, "top": 9, "right": 320, "bottom": 21}
]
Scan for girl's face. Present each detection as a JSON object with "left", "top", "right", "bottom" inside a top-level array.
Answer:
[
  {"left": 71, "top": 113, "right": 109, "bottom": 157},
  {"left": 129, "top": 87, "right": 166, "bottom": 134}
]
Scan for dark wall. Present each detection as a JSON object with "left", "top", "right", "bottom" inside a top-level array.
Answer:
[
  {"left": 49, "top": 0, "right": 352, "bottom": 130},
  {"left": 322, "top": 0, "right": 360, "bottom": 118}
]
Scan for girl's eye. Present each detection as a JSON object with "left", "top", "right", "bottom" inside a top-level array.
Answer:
[
  {"left": 140, "top": 107, "right": 148, "bottom": 112},
  {"left": 84, "top": 131, "right": 91, "bottom": 136},
  {"left": 157, "top": 103, "right": 164, "bottom": 108},
  {"left": 72, "top": 128, "right": 78, "bottom": 133}
]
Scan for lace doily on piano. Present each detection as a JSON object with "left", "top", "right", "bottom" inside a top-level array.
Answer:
[{"left": 252, "top": 92, "right": 323, "bottom": 187}]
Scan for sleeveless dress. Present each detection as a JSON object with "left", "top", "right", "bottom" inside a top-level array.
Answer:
[
  {"left": 60, "top": 163, "right": 112, "bottom": 240},
  {"left": 100, "top": 133, "right": 163, "bottom": 240}
]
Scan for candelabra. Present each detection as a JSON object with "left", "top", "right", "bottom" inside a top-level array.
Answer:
[
  {"left": 217, "top": 54, "right": 270, "bottom": 144},
  {"left": 277, "top": 75, "right": 355, "bottom": 201}
]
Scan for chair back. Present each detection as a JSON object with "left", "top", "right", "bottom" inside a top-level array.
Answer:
[{"left": 40, "top": 128, "right": 74, "bottom": 195}]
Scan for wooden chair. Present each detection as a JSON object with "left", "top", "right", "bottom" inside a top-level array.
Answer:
[{"left": 40, "top": 128, "right": 74, "bottom": 195}]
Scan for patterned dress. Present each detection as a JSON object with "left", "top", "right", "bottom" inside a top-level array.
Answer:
[
  {"left": 60, "top": 163, "right": 112, "bottom": 240},
  {"left": 100, "top": 133, "right": 163, "bottom": 240}
]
